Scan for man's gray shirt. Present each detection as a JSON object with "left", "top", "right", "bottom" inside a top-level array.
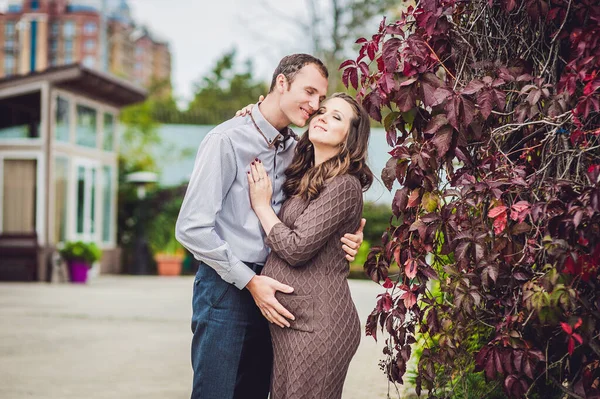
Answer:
[{"left": 175, "top": 105, "right": 296, "bottom": 289}]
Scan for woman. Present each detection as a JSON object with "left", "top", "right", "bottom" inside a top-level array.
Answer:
[{"left": 247, "top": 92, "right": 373, "bottom": 399}]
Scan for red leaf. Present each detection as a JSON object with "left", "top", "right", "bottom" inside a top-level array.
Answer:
[
  {"left": 405, "top": 258, "right": 418, "bottom": 279},
  {"left": 568, "top": 337, "right": 575, "bottom": 355},
  {"left": 432, "top": 126, "right": 453, "bottom": 157},
  {"left": 407, "top": 188, "right": 420, "bottom": 208},
  {"left": 493, "top": 213, "right": 507, "bottom": 235},
  {"left": 424, "top": 114, "right": 449, "bottom": 134},
  {"left": 432, "top": 87, "right": 453, "bottom": 106},
  {"left": 382, "top": 38, "right": 402, "bottom": 71},
  {"left": 395, "top": 85, "right": 417, "bottom": 112},
  {"left": 382, "top": 277, "right": 394, "bottom": 289},
  {"left": 392, "top": 187, "right": 409, "bottom": 217},
  {"left": 349, "top": 68, "right": 359, "bottom": 90},
  {"left": 381, "top": 157, "right": 397, "bottom": 191},
  {"left": 488, "top": 205, "right": 508, "bottom": 218},
  {"left": 477, "top": 89, "right": 494, "bottom": 120},
  {"left": 400, "top": 290, "right": 417, "bottom": 308},
  {"left": 339, "top": 59, "right": 356, "bottom": 70},
  {"left": 560, "top": 322, "right": 573, "bottom": 335},
  {"left": 462, "top": 80, "right": 485, "bottom": 95}
]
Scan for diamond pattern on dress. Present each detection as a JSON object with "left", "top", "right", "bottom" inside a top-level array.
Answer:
[{"left": 262, "top": 174, "right": 363, "bottom": 399}]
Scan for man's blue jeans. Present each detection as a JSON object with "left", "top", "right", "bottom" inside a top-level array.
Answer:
[{"left": 190, "top": 262, "right": 272, "bottom": 399}]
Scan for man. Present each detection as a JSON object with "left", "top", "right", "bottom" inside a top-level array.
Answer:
[{"left": 175, "top": 54, "right": 364, "bottom": 399}]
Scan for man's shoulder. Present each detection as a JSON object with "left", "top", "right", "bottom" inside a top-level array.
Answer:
[{"left": 207, "top": 115, "right": 253, "bottom": 140}]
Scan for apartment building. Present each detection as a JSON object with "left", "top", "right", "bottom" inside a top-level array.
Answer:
[{"left": 0, "top": 0, "right": 171, "bottom": 90}]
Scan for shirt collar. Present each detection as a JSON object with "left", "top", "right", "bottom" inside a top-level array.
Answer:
[{"left": 250, "top": 103, "right": 295, "bottom": 148}]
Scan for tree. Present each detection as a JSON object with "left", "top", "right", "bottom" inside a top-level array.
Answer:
[
  {"left": 249, "top": 0, "right": 397, "bottom": 91},
  {"left": 342, "top": 1, "right": 600, "bottom": 398},
  {"left": 184, "top": 49, "right": 267, "bottom": 124}
]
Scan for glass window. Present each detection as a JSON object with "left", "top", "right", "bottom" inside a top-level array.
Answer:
[
  {"left": 103, "top": 113, "right": 114, "bottom": 151},
  {"left": 82, "top": 55, "right": 95, "bottom": 68},
  {"left": 54, "top": 157, "right": 69, "bottom": 243},
  {"left": 5, "top": 21, "right": 15, "bottom": 37},
  {"left": 102, "top": 166, "right": 112, "bottom": 242},
  {"left": 51, "top": 22, "right": 59, "bottom": 36},
  {"left": 4, "top": 54, "right": 15, "bottom": 75},
  {"left": 76, "top": 104, "right": 97, "bottom": 148},
  {"left": 50, "top": 40, "right": 58, "bottom": 52},
  {"left": 50, "top": 56, "right": 58, "bottom": 66},
  {"left": 5, "top": 39, "right": 14, "bottom": 50},
  {"left": 64, "top": 39, "right": 73, "bottom": 52},
  {"left": 64, "top": 53, "right": 73, "bottom": 64},
  {"left": 84, "top": 39, "right": 95, "bottom": 51},
  {"left": 63, "top": 21, "right": 75, "bottom": 37},
  {"left": 76, "top": 166, "right": 85, "bottom": 234},
  {"left": 83, "top": 21, "right": 97, "bottom": 34},
  {"left": 55, "top": 96, "right": 70, "bottom": 142},
  {"left": 31, "top": 0, "right": 39, "bottom": 10},
  {"left": 90, "top": 168, "right": 96, "bottom": 234}
]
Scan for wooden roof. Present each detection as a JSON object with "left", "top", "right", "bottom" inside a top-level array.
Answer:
[{"left": 0, "top": 64, "right": 147, "bottom": 108}]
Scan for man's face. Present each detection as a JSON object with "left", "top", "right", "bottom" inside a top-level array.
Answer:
[{"left": 278, "top": 64, "right": 328, "bottom": 127}]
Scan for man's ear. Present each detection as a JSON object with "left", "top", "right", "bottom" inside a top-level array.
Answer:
[{"left": 276, "top": 74, "right": 287, "bottom": 93}]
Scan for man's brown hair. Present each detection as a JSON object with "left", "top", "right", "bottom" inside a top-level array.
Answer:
[{"left": 269, "top": 54, "right": 328, "bottom": 92}]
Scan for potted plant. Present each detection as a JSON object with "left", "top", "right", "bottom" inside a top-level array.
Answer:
[
  {"left": 146, "top": 197, "right": 184, "bottom": 276},
  {"left": 59, "top": 241, "right": 102, "bottom": 283},
  {"left": 154, "top": 235, "right": 184, "bottom": 276}
]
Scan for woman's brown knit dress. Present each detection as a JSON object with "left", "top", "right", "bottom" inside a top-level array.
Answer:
[{"left": 262, "top": 174, "right": 363, "bottom": 399}]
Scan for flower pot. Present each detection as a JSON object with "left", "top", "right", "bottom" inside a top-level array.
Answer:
[
  {"left": 68, "top": 260, "right": 90, "bottom": 283},
  {"left": 155, "top": 254, "right": 183, "bottom": 276}
]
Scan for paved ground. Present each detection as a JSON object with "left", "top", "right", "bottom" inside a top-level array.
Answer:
[{"left": 0, "top": 275, "right": 408, "bottom": 399}]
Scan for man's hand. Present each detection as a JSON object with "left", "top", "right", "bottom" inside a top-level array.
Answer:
[
  {"left": 341, "top": 218, "right": 366, "bottom": 262},
  {"left": 246, "top": 275, "right": 295, "bottom": 328}
]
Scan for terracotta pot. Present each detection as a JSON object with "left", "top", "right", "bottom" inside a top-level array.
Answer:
[{"left": 155, "top": 254, "right": 183, "bottom": 276}]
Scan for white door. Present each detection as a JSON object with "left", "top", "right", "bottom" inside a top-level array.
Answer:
[{"left": 72, "top": 159, "right": 100, "bottom": 242}]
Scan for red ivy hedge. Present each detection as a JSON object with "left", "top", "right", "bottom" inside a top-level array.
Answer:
[{"left": 342, "top": 0, "right": 600, "bottom": 398}]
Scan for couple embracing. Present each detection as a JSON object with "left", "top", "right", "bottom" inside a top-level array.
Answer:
[{"left": 175, "top": 53, "right": 373, "bottom": 399}]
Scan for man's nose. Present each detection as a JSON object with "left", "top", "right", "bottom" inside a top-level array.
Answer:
[{"left": 309, "top": 96, "right": 319, "bottom": 111}]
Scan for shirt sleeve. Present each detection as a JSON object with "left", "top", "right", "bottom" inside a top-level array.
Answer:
[
  {"left": 175, "top": 133, "right": 255, "bottom": 289},
  {"left": 265, "top": 175, "right": 362, "bottom": 267}
]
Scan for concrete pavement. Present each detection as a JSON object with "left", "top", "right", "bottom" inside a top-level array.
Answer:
[{"left": 0, "top": 276, "right": 405, "bottom": 399}]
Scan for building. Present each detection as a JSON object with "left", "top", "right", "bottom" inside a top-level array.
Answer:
[
  {"left": 131, "top": 27, "right": 171, "bottom": 91},
  {"left": 0, "top": 0, "right": 171, "bottom": 91},
  {"left": 0, "top": 63, "right": 146, "bottom": 281}
]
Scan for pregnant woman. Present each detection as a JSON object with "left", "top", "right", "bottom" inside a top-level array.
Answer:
[{"left": 247, "top": 92, "right": 373, "bottom": 399}]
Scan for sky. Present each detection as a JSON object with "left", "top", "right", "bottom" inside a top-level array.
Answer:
[
  {"left": 127, "top": 0, "right": 314, "bottom": 103},
  {"left": 0, "top": 0, "right": 319, "bottom": 103}
]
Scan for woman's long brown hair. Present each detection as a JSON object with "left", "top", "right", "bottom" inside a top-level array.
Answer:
[{"left": 283, "top": 92, "right": 373, "bottom": 201}]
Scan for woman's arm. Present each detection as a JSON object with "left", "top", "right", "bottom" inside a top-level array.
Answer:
[
  {"left": 248, "top": 162, "right": 363, "bottom": 266},
  {"left": 266, "top": 176, "right": 362, "bottom": 266}
]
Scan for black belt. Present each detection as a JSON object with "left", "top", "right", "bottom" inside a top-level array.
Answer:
[{"left": 244, "top": 262, "right": 264, "bottom": 274}]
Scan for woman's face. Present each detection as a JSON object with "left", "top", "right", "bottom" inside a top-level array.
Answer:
[{"left": 308, "top": 97, "right": 355, "bottom": 151}]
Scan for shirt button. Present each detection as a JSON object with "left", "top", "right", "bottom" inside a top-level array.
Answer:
[{"left": 275, "top": 175, "right": 278, "bottom": 179}]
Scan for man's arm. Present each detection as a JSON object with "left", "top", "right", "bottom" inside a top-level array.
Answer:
[
  {"left": 175, "top": 133, "right": 255, "bottom": 289},
  {"left": 175, "top": 133, "right": 295, "bottom": 328}
]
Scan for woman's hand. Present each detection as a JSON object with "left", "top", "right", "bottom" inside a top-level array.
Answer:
[
  {"left": 247, "top": 158, "right": 272, "bottom": 211},
  {"left": 235, "top": 95, "right": 265, "bottom": 117}
]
